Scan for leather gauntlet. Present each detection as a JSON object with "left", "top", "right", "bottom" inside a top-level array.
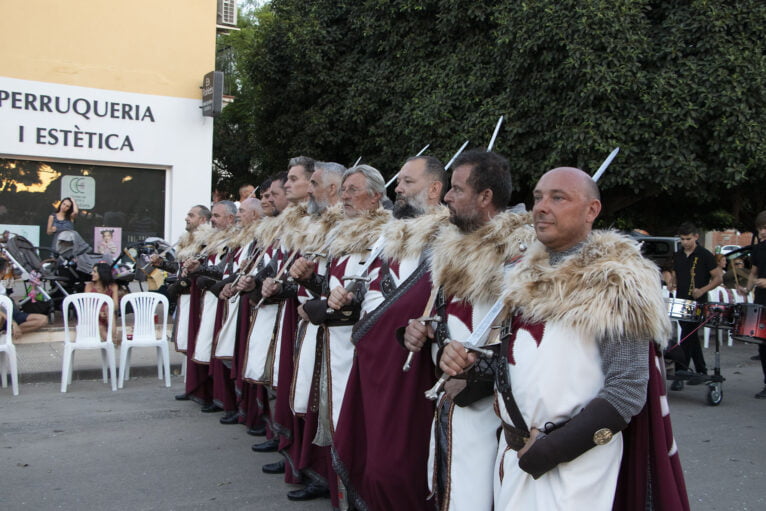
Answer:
[{"left": 518, "top": 397, "right": 628, "bottom": 479}]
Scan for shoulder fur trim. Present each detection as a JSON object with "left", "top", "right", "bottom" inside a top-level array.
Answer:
[
  {"left": 327, "top": 208, "right": 391, "bottom": 256},
  {"left": 229, "top": 221, "right": 259, "bottom": 249},
  {"left": 174, "top": 230, "right": 194, "bottom": 252},
  {"left": 381, "top": 206, "right": 450, "bottom": 262},
  {"left": 503, "top": 230, "right": 672, "bottom": 344},
  {"left": 253, "top": 215, "right": 282, "bottom": 249},
  {"left": 278, "top": 203, "right": 310, "bottom": 251},
  {"left": 429, "top": 211, "right": 535, "bottom": 304},
  {"left": 300, "top": 203, "right": 345, "bottom": 253},
  {"left": 201, "top": 226, "right": 236, "bottom": 257},
  {"left": 176, "top": 223, "right": 214, "bottom": 260}
]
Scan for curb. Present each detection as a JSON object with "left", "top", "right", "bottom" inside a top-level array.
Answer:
[{"left": 18, "top": 363, "right": 184, "bottom": 385}]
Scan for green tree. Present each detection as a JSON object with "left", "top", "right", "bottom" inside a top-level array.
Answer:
[{"left": 214, "top": 0, "right": 766, "bottom": 233}]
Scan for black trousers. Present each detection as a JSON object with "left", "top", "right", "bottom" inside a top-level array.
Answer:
[{"left": 674, "top": 321, "right": 707, "bottom": 374}]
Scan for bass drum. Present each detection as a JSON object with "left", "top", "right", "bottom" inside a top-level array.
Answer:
[{"left": 732, "top": 304, "right": 766, "bottom": 345}]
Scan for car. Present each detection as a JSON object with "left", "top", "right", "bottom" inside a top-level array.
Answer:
[
  {"left": 720, "top": 245, "right": 741, "bottom": 255},
  {"left": 628, "top": 234, "right": 680, "bottom": 270}
]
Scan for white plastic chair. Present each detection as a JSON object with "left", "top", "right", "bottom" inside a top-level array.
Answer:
[
  {"left": 661, "top": 286, "right": 682, "bottom": 345},
  {"left": 119, "top": 292, "right": 170, "bottom": 388},
  {"left": 0, "top": 295, "right": 19, "bottom": 396},
  {"left": 704, "top": 287, "right": 736, "bottom": 348},
  {"left": 61, "top": 293, "right": 117, "bottom": 392}
]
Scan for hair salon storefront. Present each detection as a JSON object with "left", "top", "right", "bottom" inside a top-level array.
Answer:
[
  {"left": 0, "top": 1, "right": 217, "bottom": 252},
  {"left": 0, "top": 79, "right": 213, "bottom": 250}
]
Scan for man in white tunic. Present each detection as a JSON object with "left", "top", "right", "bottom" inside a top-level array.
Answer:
[{"left": 440, "top": 167, "right": 675, "bottom": 510}]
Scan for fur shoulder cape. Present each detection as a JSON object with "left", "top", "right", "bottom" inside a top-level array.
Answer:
[
  {"left": 327, "top": 208, "right": 392, "bottom": 256},
  {"left": 502, "top": 230, "right": 672, "bottom": 345},
  {"left": 428, "top": 210, "right": 535, "bottom": 304},
  {"left": 253, "top": 215, "right": 282, "bottom": 249},
  {"left": 176, "top": 223, "right": 213, "bottom": 260},
  {"left": 381, "top": 206, "right": 450, "bottom": 262},
  {"left": 201, "top": 225, "right": 237, "bottom": 257},
  {"left": 278, "top": 203, "right": 310, "bottom": 252},
  {"left": 298, "top": 203, "right": 345, "bottom": 253},
  {"left": 228, "top": 220, "right": 259, "bottom": 250}
]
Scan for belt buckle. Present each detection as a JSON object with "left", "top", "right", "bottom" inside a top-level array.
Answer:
[{"left": 500, "top": 318, "right": 512, "bottom": 340}]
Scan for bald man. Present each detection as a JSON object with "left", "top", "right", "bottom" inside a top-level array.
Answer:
[{"left": 441, "top": 167, "right": 687, "bottom": 510}]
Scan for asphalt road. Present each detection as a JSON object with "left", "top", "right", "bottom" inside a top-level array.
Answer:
[{"left": 1, "top": 340, "right": 765, "bottom": 511}]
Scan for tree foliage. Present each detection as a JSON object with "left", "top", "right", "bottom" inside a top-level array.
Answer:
[{"left": 214, "top": 0, "right": 766, "bottom": 233}]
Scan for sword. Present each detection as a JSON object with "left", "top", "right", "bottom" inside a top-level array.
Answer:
[
  {"left": 402, "top": 284, "right": 442, "bottom": 372},
  {"left": 385, "top": 144, "right": 431, "bottom": 188},
  {"left": 487, "top": 116, "right": 504, "bottom": 152},
  {"left": 423, "top": 251, "right": 526, "bottom": 400},
  {"left": 254, "top": 250, "right": 299, "bottom": 308},
  {"left": 591, "top": 147, "right": 619, "bottom": 183},
  {"left": 325, "top": 237, "right": 386, "bottom": 313},
  {"left": 445, "top": 140, "right": 470, "bottom": 170},
  {"left": 424, "top": 296, "right": 506, "bottom": 400}
]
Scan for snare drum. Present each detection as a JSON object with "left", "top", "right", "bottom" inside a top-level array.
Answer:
[
  {"left": 701, "top": 302, "right": 736, "bottom": 329},
  {"left": 666, "top": 298, "right": 701, "bottom": 322},
  {"left": 732, "top": 304, "right": 766, "bottom": 344}
]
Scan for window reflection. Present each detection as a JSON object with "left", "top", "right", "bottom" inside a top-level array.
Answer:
[{"left": 0, "top": 158, "right": 165, "bottom": 249}]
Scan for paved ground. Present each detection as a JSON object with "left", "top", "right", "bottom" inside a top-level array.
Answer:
[{"left": 1, "top": 329, "right": 765, "bottom": 510}]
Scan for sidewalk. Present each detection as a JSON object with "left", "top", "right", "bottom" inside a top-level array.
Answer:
[{"left": 10, "top": 318, "right": 184, "bottom": 385}]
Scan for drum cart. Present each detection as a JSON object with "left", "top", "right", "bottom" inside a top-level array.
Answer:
[
  {"left": 667, "top": 326, "right": 725, "bottom": 406},
  {"left": 665, "top": 298, "right": 727, "bottom": 406}
]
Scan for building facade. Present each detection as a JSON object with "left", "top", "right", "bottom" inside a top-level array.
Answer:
[{"left": 0, "top": 0, "right": 225, "bottom": 249}]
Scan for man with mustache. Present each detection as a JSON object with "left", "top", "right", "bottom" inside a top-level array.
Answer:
[
  {"left": 330, "top": 155, "right": 449, "bottom": 510},
  {"left": 440, "top": 167, "right": 688, "bottom": 510},
  {"left": 403, "top": 150, "right": 534, "bottom": 511}
]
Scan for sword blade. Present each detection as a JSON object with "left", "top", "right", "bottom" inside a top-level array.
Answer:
[
  {"left": 445, "top": 140, "right": 470, "bottom": 170},
  {"left": 487, "top": 116, "right": 504, "bottom": 152},
  {"left": 591, "top": 147, "right": 619, "bottom": 183},
  {"left": 385, "top": 144, "right": 431, "bottom": 188}
]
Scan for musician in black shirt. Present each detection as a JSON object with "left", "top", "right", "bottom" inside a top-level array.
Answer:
[
  {"left": 669, "top": 222, "right": 722, "bottom": 390},
  {"left": 743, "top": 212, "right": 766, "bottom": 399}
]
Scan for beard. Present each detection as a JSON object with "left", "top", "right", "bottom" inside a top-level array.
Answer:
[
  {"left": 392, "top": 190, "right": 428, "bottom": 219},
  {"left": 307, "top": 196, "right": 327, "bottom": 215},
  {"left": 449, "top": 207, "right": 483, "bottom": 233}
]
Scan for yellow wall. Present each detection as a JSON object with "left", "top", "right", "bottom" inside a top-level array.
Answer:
[{"left": 0, "top": 0, "right": 217, "bottom": 99}]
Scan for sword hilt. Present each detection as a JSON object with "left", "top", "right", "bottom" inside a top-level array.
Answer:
[
  {"left": 342, "top": 275, "right": 371, "bottom": 283},
  {"left": 402, "top": 352, "right": 415, "bottom": 372},
  {"left": 425, "top": 375, "right": 448, "bottom": 401},
  {"left": 401, "top": 316, "right": 442, "bottom": 372}
]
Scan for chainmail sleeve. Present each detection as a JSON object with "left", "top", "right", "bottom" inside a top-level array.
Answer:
[{"left": 597, "top": 336, "right": 650, "bottom": 422}]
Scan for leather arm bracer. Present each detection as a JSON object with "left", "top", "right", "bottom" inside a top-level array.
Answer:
[{"left": 518, "top": 397, "right": 628, "bottom": 479}]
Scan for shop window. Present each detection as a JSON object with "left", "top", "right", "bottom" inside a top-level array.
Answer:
[{"left": 0, "top": 158, "right": 165, "bottom": 251}]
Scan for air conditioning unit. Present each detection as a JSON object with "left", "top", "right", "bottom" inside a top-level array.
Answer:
[{"left": 217, "top": 0, "right": 237, "bottom": 26}]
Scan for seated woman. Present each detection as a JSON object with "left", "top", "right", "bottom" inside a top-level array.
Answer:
[
  {"left": 84, "top": 262, "right": 119, "bottom": 343},
  {"left": 46, "top": 197, "right": 79, "bottom": 236}
]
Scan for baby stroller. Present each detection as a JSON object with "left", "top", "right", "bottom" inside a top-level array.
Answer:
[
  {"left": 0, "top": 232, "right": 66, "bottom": 320},
  {"left": 51, "top": 230, "right": 133, "bottom": 298}
]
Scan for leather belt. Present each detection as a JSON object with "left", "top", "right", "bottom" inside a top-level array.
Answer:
[{"left": 501, "top": 421, "right": 529, "bottom": 452}]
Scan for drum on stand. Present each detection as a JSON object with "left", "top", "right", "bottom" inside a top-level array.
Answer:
[
  {"left": 666, "top": 298, "right": 701, "bottom": 322},
  {"left": 732, "top": 303, "right": 766, "bottom": 344},
  {"left": 701, "top": 302, "right": 736, "bottom": 329}
]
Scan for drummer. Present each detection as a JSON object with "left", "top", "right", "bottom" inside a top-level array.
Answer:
[
  {"left": 668, "top": 222, "right": 722, "bottom": 390},
  {"left": 740, "top": 211, "right": 766, "bottom": 399}
]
